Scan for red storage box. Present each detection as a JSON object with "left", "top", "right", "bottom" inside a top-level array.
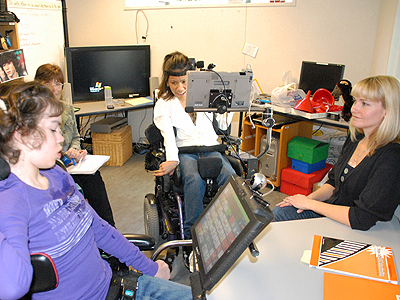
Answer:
[{"left": 280, "top": 164, "right": 333, "bottom": 196}]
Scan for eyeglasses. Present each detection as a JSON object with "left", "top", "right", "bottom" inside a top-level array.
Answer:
[{"left": 45, "top": 82, "right": 64, "bottom": 88}]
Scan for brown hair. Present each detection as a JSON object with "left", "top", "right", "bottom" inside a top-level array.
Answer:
[
  {"left": 0, "top": 81, "right": 64, "bottom": 164},
  {"left": 34, "top": 63, "right": 65, "bottom": 85},
  {"left": 157, "top": 51, "right": 191, "bottom": 101}
]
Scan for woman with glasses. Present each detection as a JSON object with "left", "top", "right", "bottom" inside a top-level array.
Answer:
[{"left": 34, "top": 64, "right": 115, "bottom": 227}]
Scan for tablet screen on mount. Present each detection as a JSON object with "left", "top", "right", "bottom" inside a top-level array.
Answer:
[
  {"left": 185, "top": 70, "right": 253, "bottom": 112},
  {"left": 191, "top": 175, "right": 274, "bottom": 293}
]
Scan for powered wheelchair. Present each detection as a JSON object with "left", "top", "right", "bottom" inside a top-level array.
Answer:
[{"left": 143, "top": 123, "right": 244, "bottom": 249}]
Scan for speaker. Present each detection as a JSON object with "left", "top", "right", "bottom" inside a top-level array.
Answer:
[
  {"left": 149, "top": 76, "right": 159, "bottom": 100},
  {"left": 259, "top": 136, "right": 279, "bottom": 180}
]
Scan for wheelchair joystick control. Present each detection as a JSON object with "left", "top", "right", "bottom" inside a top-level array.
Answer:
[{"left": 250, "top": 173, "right": 268, "bottom": 191}]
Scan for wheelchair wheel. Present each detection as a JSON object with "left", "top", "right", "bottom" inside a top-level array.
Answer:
[{"left": 144, "top": 194, "right": 162, "bottom": 245}]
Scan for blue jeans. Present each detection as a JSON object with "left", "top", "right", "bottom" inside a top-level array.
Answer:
[
  {"left": 179, "top": 152, "right": 235, "bottom": 238},
  {"left": 272, "top": 205, "right": 324, "bottom": 221},
  {"left": 136, "top": 274, "right": 192, "bottom": 300}
]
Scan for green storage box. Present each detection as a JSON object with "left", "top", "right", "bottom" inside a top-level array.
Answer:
[{"left": 287, "top": 136, "right": 329, "bottom": 164}]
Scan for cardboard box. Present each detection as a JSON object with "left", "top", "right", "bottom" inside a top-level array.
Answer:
[
  {"left": 280, "top": 164, "right": 333, "bottom": 196},
  {"left": 92, "top": 125, "right": 132, "bottom": 166},
  {"left": 313, "top": 182, "right": 322, "bottom": 192},
  {"left": 288, "top": 136, "right": 329, "bottom": 164},
  {"left": 292, "top": 158, "right": 326, "bottom": 174}
]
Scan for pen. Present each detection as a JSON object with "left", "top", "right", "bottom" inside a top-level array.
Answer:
[{"left": 76, "top": 157, "right": 84, "bottom": 170}]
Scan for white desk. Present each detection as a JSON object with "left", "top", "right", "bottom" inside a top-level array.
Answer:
[
  {"left": 73, "top": 98, "right": 154, "bottom": 135},
  {"left": 207, "top": 217, "right": 400, "bottom": 300},
  {"left": 74, "top": 98, "right": 154, "bottom": 117}
]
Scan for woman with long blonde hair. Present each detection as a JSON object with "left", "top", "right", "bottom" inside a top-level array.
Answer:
[{"left": 274, "top": 75, "right": 400, "bottom": 230}]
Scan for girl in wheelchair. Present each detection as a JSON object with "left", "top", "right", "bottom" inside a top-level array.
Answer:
[
  {"left": 0, "top": 81, "right": 191, "bottom": 299},
  {"left": 153, "top": 51, "right": 236, "bottom": 239}
]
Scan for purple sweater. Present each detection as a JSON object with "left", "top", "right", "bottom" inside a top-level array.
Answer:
[{"left": 0, "top": 165, "right": 158, "bottom": 300}]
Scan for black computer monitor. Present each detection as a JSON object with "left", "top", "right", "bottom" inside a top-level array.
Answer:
[
  {"left": 65, "top": 45, "right": 150, "bottom": 102},
  {"left": 185, "top": 70, "right": 253, "bottom": 113},
  {"left": 298, "top": 61, "right": 345, "bottom": 95},
  {"left": 191, "top": 175, "right": 274, "bottom": 293}
]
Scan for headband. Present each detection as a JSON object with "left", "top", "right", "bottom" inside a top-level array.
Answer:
[{"left": 165, "top": 70, "right": 188, "bottom": 77}]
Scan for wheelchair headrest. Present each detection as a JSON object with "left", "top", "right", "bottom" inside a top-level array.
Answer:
[{"left": 0, "top": 156, "right": 10, "bottom": 180}]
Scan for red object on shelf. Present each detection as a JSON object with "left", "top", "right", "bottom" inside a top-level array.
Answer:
[
  {"left": 312, "top": 88, "right": 335, "bottom": 106},
  {"left": 294, "top": 90, "right": 313, "bottom": 113},
  {"left": 327, "top": 105, "right": 343, "bottom": 112}
]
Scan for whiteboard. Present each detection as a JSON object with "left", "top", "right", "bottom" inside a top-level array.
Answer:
[{"left": 8, "top": 0, "right": 65, "bottom": 81}]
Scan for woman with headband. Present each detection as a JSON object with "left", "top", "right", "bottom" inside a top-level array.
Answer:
[{"left": 153, "top": 51, "right": 236, "bottom": 240}]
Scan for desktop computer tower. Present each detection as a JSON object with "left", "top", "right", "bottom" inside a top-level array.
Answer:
[{"left": 259, "top": 135, "right": 279, "bottom": 180}]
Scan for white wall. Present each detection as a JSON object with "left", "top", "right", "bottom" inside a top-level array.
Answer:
[
  {"left": 65, "top": 0, "right": 390, "bottom": 91},
  {"left": 64, "top": 0, "right": 398, "bottom": 140},
  {"left": 371, "top": 0, "right": 399, "bottom": 75}
]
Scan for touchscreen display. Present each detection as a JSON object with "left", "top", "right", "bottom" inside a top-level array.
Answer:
[{"left": 193, "top": 182, "right": 250, "bottom": 273}]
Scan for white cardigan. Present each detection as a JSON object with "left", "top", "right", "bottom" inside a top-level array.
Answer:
[{"left": 153, "top": 96, "right": 233, "bottom": 163}]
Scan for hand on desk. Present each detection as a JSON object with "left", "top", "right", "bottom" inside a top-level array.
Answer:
[{"left": 275, "top": 194, "right": 314, "bottom": 214}]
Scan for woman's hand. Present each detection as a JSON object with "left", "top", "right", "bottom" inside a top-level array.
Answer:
[
  {"left": 275, "top": 194, "right": 314, "bottom": 214},
  {"left": 154, "top": 260, "right": 171, "bottom": 280},
  {"left": 153, "top": 161, "right": 178, "bottom": 177},
  {"left": 66, "top": 148, "right": 87, "bottom": 161}
]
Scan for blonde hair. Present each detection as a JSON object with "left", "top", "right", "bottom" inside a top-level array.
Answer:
[{"left": 349, "top": 75, "right": 400, "bottom": 153}]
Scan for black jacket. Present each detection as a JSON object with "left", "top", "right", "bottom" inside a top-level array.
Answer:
[{"left": 325, "top": 135, "right": 400, "bottom": 230}]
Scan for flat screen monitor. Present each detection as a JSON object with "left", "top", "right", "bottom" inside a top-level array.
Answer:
[
  {"left": 191, "top": 175, "right": 274, "bottom": 293},
  {"left": 298, "top": 61, "right": 345, "bottom": 95},
  {"left": 65, "top": 45, "right": 150, "bottom": 102},
  {"left": 185, "top": 70, "right": 253, "bottom": 113}
]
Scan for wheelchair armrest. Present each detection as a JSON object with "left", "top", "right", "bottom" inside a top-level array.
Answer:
[
  {"left": 124, "top": 234, "right": 156, "bottom": 251},
  {"left": 224, "top": 154, "right": 244, "bottom": 177},
  {"left": 30, "top": 253, "right": 58, "bottom": 293},
  {"left": 172, "top": 164, "right": 182, "bottom": 188}
]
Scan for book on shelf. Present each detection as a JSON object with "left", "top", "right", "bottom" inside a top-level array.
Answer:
[
  {"left": 324, "top": 273, "right": 400, "bottom": 300},
  {"left": 310, "top": 235, "right": 398, "bottom": 284},
  {"left": 66, "top": 155, "right": 110, "bottom": 175}
]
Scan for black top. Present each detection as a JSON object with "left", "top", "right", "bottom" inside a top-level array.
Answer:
[{"left": 325, "top": 135, "right": 400, "bottom": 230}]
